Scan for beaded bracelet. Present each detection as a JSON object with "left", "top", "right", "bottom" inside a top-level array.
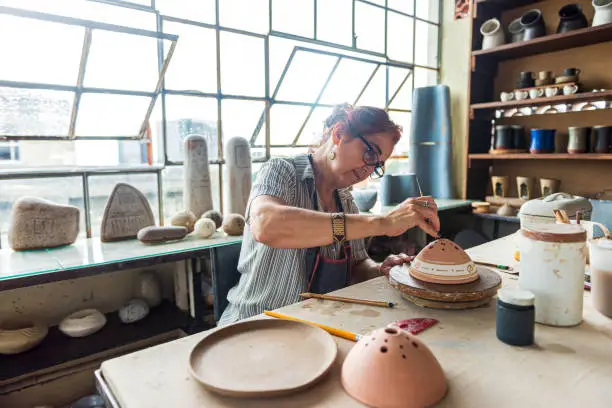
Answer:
[{"left": 331, "top": 212, "right": 346, "bottom": 244}]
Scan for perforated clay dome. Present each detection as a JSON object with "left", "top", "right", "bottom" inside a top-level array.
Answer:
[
  {"left": 341, "top": 326, "right": 447, "bottom": 408},
  {"left": 409, "top": 238, "right": 478, "bottom": 284}
]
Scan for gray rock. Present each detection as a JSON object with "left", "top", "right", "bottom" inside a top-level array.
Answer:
[
  {"left": 137, "top": 226, "right": 187, "bottom": 243},
  {"left": 202, "top": 209, "right": 223, "bottom": 229},
  {"left": 101, "top": 183, "right": 155, "bottom": 242},
  {"left": 8, "top": 197, "right": 80, "bottom": 251},
  {"left": 119, "top": 299, "right": 149, "bottom": 324}
]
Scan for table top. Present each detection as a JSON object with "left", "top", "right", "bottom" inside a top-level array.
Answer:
[
  {"left": 0, "top": 232, "right": 242, "bottom": 291},
  {"left": 99, "top": 234, "right": 612, "bottom": 408}
]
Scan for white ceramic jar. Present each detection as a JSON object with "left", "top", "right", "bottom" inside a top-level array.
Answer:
[
  {"left": 592, "top": 0, "right": 612, "bottom": 26},
  {"left": 589, "top": 239, "right": 612, "bottom": 317},
  {"left": 518, "top": 224, "right": 587, "bottom": 326},
  {"left": 480, "top": 18, "right": 505, "bottom": 50}
]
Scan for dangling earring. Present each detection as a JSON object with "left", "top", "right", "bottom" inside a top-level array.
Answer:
[{"left": 328, "top": 148, "right": 336, "bottom": 161}]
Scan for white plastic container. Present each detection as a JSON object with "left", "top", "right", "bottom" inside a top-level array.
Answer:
[
  {"left": 518, "top": 224, "right": 587, "bottom": 326},
  {"left": 589, "top": 239, "right": 612, "bottom": 317}
]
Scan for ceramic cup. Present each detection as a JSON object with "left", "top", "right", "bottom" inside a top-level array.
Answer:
[
  {"left": 501, "top": 91, "right": 515, "bottom": 101},
  {"left": 515, "top": 90, "right": 529, "bottom": 100},
  {"left": 529, "top": 88, "right": 544, "bottom": 99},
  {"left": 495, "top": 125, "right": 515, "bottom": 150},
  {"left": 516, "top": 176, "right": 536, "bottom": 199},
  {"left": 540, "top": 178, "right": 561, "bottom": 196},
  {"left": 545, "top": 87, "right": 560, "bottom": 97},
  {"left": 530, "top": 129, "right": 556, "bottom": 153},
  {"left": 508, "top": 17, "right": 525, "bottom": 42},
  {"left": 491, "top": 176, "right": 510, "bottom": 198},
  {"left": 563, "top": 68, "right": 581, "bottom": 76},
  {"left": 557, "top": 4, "right": 588, "bottom": 33},
  {"left": 563, "top": 84, "right": 579, "bottom": 95},
  {"left": 512, "top": 125, "right": 527, "bottom": 150},
  {"left": 480, "top": 18, "right": 506, "bottom": 50},
  {"left": 593, "top": 125, "right": 612, "bottom": 153},
  {"left": 520, "top": 9, "right": 546, "bottom": 40},
  {"left": 568, "top": 126, "right": 591, "bottom": 153},
  {"left": 538, "top": 71, "right": 553, "bottom": 81},
  {"left": 517, "top": 71, "right": 535, "bottom": 89},
  {"left": 593, "top": 0, "right": 612, "bottom": 27}
]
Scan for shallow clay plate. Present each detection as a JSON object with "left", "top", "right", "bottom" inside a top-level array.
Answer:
[{"left": 188, "top": 318, "right": 337, "bottom": 397}]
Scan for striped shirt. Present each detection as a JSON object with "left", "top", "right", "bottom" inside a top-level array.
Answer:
[{"left": 218, "top": 153, "right": 369, "bottom": 326}]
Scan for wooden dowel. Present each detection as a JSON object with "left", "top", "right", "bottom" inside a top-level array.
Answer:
[{"left": 300, "top": 292, "right": 394, "bottom": 308}]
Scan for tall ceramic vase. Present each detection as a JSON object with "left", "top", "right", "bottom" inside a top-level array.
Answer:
[
  {"left": 480, "top": 18, "right": 505, "bottom": 50},
  {"left": 592, "top": 0, "right": 612, "bottom": 26},
  {"left": 225, "top": 137, "right": 252, "bottom": 216},
  {"left": 184, "top": 134, "right": 213, "bottom": 218}
]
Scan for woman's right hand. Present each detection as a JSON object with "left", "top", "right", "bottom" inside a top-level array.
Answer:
[{"left": 379, "top": 196, "right": 440, "bottom": 238}]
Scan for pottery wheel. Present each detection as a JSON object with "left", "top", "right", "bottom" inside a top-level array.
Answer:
[
  {"left": 399, "top": 293, "right": 494, "bottom": 310},
  {"left": 188, "top": 318, "right": 337, "bottom": 397},
  {"left": 389, "top": 265, "right": 502, "bottom": 303}
]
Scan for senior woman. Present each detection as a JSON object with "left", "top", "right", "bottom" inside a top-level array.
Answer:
[{"left": 218, "top": 104, "right": 440, "bottom": 326}]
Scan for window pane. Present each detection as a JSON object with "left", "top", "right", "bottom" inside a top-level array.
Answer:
[
  {"left": 75, "top": 94, "right": 150, "bottom": 137},
  {"left": 276, "top": 51, "right": 338, "bottom": 103},
  {"left": 297, "top": 107, "right": 334, "bottom": 146},
  {"left": 162, "top": 22, "right": 217, "bottom": 93},
  {"left": 388, "top": 67, "right": 413, "bottom": 110},
  {"left": 220, "top": 32, "right": 265, "bottom": 97},
  {"left": 89, "top": 173, "right": 159, "bottom": 237},
  {"left": 317, "top": 0, "right": 352, "bottom": 46},
  {"left": 355, "top": 66, "right": 385, "bottom": 107},
  {"left": 70, "top": 140, "right": 146, "bottom": 167},
  {"left": 319, "top": 59, "right": 377, "bottom": 106},
  {"left": 156, "top": 0, "right": 216, "bottom": 24},
  {"left": 388, "top": 0, "right": 414, "bottom": 15},
  {"left": 414, "top": 67, "right": 438, "bottom": 88},
  {"left": 416, "top": 0, "right": 440, "bottom": 23},
  {"left": 85, "top": 30, "right": 159, "bottom": 92},
  {"left": 415, "top": 21, "right": 439, "bottom": 68},
  {"left": 0, "top": 177, "right": 85, "bottom": 248},
  {"left": 162, "top": 164, "right": 221, "bottom": 221},
  {"left": 270, "top": 146, "right": 309, "bottom": 158},
  {"left": 270, "top": 104, "right": 310, "bottom": 145},
  {"left": 222, "top": 100, "right": 265, "bottom": 148},
  {"left": 0, "top": 15, "right": 83, "bottom": 86},
  {"left": 219, "top": 0, "right": 269, "bottom": 34},
  {"left": 387, "top": 12, "right": 414, "bottom": 63},
  {"left": 272, "top": 0, "right": 314, "bottom": 38},
  {"left": 355, "top": 2, "right": 385, "bottom": 53},
  {"left": 0, "top": 88, "right": 73, "bottom": 136},
  {"left": 163, "top": 95, "right": 218, "bottom": 162},
  {"left": 388, "top": 111, "right": 411, "bottom": 155}
]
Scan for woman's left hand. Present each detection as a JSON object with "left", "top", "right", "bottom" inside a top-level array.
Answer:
[{"left": 379, "top": 253, "right": 414, "bottom": 277}]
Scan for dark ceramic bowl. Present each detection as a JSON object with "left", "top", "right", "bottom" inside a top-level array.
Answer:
[{"left": 352, "top": 189, "right": 378, "bottom": 212}]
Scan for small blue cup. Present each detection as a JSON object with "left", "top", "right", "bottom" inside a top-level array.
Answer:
[{"left": 530, "top": 129, "right": 555, "bottom": 153}]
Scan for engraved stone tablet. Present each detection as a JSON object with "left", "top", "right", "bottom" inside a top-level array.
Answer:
[
  {"left": 8, "top": 197, "right": 80, "bottom": 251},
  {"left": 184, "top": 134, "right": 213, "bottom": 218},
  {"left": 101, "top": 183, "right": 155, "bottom": 242},
  {"left": 226, "top": 136, "right": 252, "bottom": 216}
]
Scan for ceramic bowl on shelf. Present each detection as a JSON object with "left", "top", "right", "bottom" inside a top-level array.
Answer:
[
  {"left": 555, "top": 75, "right": 578, "bottom": 84},
  {"left": 0, "top": 320, "right": 48, "bottom": 355}
]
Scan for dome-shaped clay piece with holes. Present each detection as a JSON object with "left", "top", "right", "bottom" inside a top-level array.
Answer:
[
  {"left": 341, "top": 326, "right": 447, "bottom": 408},
  {"left": 409, "top": 238, "right": 478, "bottom": 284}
]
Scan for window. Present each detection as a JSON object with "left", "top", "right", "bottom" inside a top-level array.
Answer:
[{"left": 0, "top": 0, "right": 441, "bottom": 246}]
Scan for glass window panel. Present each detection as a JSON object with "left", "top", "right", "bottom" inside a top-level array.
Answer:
[
  {"left": 162, "top": 164, "right": 221, "bottom": 220},
  {"left": 415, "top": 21, "right": 439, "bottom": 68},
  {"left": 414, "top": 67, "right": 438, "bottom": 88},
  {"left": 0, "top": 177, "right": 85, "bottom": 247},
  {"left": 220, "top": 32, "right": 265, "bottom": 97},
  {"left": 162, "top": 22, "right": 217, "bottom": 93},
  {"left": 156, "top": 0, "right": 216, "bottom": 24},
  {"left": 317, "top": 0, "right": 353, "bottom": 46},
  {"left": 163, "top": 95, "right": 218, "bottom": 162},
  {"left": 89, "top": 173, "right": 159, "bottom": 236},
  {"left": 355, "top": 2, "right": 385, "bottom": 53},
  {"left": 319, "top": 59, "right": 377, "bottom": 106},
  {"left": 220, "top": 0, "right": 269, "bottom": 34},
  {"left": 387, "top": 12, "right": 414, "bottom": 63},
  {"left": 272, "top": 0, "right": 314, "bottom": 38},
  {"left": 71, "top": 139, "right": 146, "bottom": 167},
  {"left": 4, "top": 140, "right": 82, "bottom": 167},
  {"left": 85, "top": 30, "right": 159, "bottom": 92},
  {"left": 388, "top": 67, "right": 413, "bottom": 110},
  {"left": 0, "top": 88, "right": 73, "bottom": 136},
  {"left": 388, "top": 110, "right": 411, "bottom": 155},
  {"left": 355, "top": 66, "right": 386, "bottom": 107},
  {"left": 416, "top": 0, "right": 440, "bottom": 23},
  {"left": 275, "top": 52, "right": 338, "bottom": 103},
  {"left": 148, "top": 96, "right": 165, "bottom": 164},
  {"left": 222, "top": 100, "right": 265, "bottom": 148},
  {"left": 270, "top": 146, "right": 309, "bottom": 157},
  {"left": 270, "top": 104, "right": 310, "bottom": 145},
  {"left": 297, "top": 107, "right": 334, "bottom": 146},
  {"left": 388, "top": 0, "right": 414, "bottom": 15},
  {"left": 75, "top": 94, "right": 150, "bottom": 137},
  {"left": 362, "top": 0, "right": 386, "bottom": 6},
  {"left": 0, "top": 15, "right": 83, "bottom": 86}
]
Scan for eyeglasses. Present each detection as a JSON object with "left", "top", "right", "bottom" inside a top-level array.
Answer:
[{"left": 356, "top": 134, "right": 385, "bottom": 179}]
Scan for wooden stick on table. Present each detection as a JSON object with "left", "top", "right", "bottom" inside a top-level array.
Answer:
[{"left": 300, "top": 292, "right": 394, "bottom": 308}]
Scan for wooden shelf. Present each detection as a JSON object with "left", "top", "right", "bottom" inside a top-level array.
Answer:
[
  {"left": 469, "top": 153, "right": 612, "bottom": 160},
  {"left": 472, "top": 23, "right": 612, "bottom": 61},
  {"left": 471, "top": 90, "right": 612, "bottom": 111}
]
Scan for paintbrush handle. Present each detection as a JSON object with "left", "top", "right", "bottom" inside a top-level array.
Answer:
[
  {"left": 300, "top": 292, "right": 393, "bottom": 308},
  {"left": 263, "top": 310, "right": 361, "bottom": 342}
]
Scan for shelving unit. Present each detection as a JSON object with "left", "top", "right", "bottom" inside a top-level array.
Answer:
[{"left": 464, "top": 0, "right": 612, "bottom": 201}]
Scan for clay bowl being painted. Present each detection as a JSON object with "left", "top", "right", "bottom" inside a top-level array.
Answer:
[
  {"left": 409, "top": 239, "right": 479, "bottom": 285},
  {"left": 352, "top": 189, "right": 378, "bottom": 212}
]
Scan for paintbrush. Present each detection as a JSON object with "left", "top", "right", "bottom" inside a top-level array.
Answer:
[
  {"left": 415, "top": 176, "right": 441, "bottom": 238},
  {"left": 300, "top": 292, "right": 394, "bottom": 308}
]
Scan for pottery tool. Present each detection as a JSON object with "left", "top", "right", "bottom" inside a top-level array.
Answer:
[
  {"left": 389, "top": 318, "right": 439, "bottom": 334},
  {"left": 576, "top": 211, "right": 582, "bottom": 224},
  {"left": 474, "top": 261, "right": 518, "bottom": 275},
  {"left": 299, "top": 293, "right": 394, "bottom": 308},
  {"left": 263, "top": 310, "right": 362, "bottom": 342}
]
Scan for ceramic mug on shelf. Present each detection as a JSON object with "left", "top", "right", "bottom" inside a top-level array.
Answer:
[
  {"left": 545, "top": 87, "right": 560, "bottom": 97},
  {"left": 592, "top": 0, "right": 612, "bottom": 27},
  {"left": 540, "top": 178, "right": 561, "bottom": 196},
  {"left": 508, "top": 18, "right": 525, "bottom": 42},
  {"left": 529, "top": 88, "right": 545, "bottom": 99},
  {"left": 480, "top": 18, "right": 506, "bottom": 50},
  {"left": 491, "top": 176, "right": 510, "bottom": 198},
  {"left": 520, "top": 9, "right": 546, "bottom": 40},
  {"left": 516, "top": 176, "right": 536, "bottom": 200},
  {"left": 568, "top": 126, "right": 591, "bottom": 154},
  {"left": 516, "top": 90, "right": 529, "bottom": 100},
  {"left": 530, "top": 129, "right": 556, "bottom": 153},
  {"left": 501, "top": 91, "right": 515, "bottom": 101},
  {"left": 557, "top": 4, "right": 588, "bottom": 33},
  {"left": 563, "top": 84, "right": 579, "bottom": 95}
]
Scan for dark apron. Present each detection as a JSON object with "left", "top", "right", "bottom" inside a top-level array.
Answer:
[{"left": 305, "top": 186, "right": 352, "bottom": 294}]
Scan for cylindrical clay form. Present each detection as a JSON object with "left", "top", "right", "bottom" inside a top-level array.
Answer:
[
  {"left": 496, "top": 288, "right": 535, "bottom": 346},
  {"left": 225, "top": 136, "right": 252, "bottom": 216},
  {"left": 184, "top": 135, "right": 213, "bottom": 218}
]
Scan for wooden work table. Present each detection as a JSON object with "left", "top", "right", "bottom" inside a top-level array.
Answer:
[{"left": 96, "top": 234, "right": 612, "bottom": 407}]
